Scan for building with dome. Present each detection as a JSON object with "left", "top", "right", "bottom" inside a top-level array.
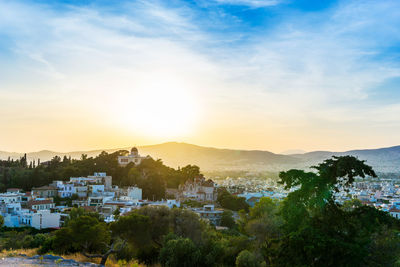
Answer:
[{"left": 118, "top": 147, "right": 147, "bottom": 166}]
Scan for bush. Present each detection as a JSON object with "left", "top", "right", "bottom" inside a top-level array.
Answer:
[
  {"left": 236, "top": 250, "right": 261, "bottom": 267},
  {"left": 220, "top": 210, "right": 236, "bottom": 228},
  {"left": 22, "top": 235, "right": 34, "bottom": 248},
  {"left": 159, "top": 237, "right": 201, "bottom": 267}
]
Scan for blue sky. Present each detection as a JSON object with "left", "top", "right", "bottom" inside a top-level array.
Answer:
[{"left": 0, "top": 0, "right": 400, "bottom": 152}]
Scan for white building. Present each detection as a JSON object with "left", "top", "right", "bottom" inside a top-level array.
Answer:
[
  {"left": 87, "top": 173, "right": 113, "bottom": 190},
  {"left": 389, "top": 207, "right": 400, "bottom": 219},
  {"left": 127, "top": 187, "right": 142, "bottom": 201},
  {"left": 0, "top": 192, "right": 22, "bottom": 204},
  {"left": 70, "top": 173, "right": 112, "bottom": 191},
  {"left": 118, "top": 147, "right": 147, "bottom": 167},
  {"left": 21, "top": 210, "right": 61, "bottom": 229},
  {"left": 74, "top": 185, "right": 88, "bottom": 198},
  {"left": 89, "top": 184, "right": 105, "bottom": 195},
  {"left": 27, "top": 199, "right": 55, "bottom": 211},
  {"left": 192, "top": 205, "right": 223, "bottom": 225},
  {"left": 149, "top": 199, "right": 181, "bottom": 209},
  {"left": 58, "top": 183, "right": 76, "bottom": 198},
  {"left": 1, "top": 202, "right": 22, "bottom": 227},
  {"left": 88, "top": 194, "right": 114, "bottom": 207}
]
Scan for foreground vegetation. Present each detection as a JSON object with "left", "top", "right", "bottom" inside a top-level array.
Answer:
[{"left": 1, "top": 156, "right": 399, "bottom": 266}]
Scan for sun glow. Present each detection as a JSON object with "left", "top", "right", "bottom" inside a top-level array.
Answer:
[{"left": 117, "top": 80, "right": 199, "bottom": 138}]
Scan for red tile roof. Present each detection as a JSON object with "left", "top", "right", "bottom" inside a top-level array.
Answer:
[
  {"left": 389, "top": 207, "right": 400, "bottom": 213},
  {"left": 7, "top": 188, "right": 22, "bottom": 192},
  {"left": 32, "top": 185, "right": 57, "bottom": 190},
  {"left": 27, "top": 199, "right": 54, "bottom": 207}
]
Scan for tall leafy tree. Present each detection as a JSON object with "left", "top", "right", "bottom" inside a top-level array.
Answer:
[{"left": 276, "top": 156, "right": 400, "bottom": 267}]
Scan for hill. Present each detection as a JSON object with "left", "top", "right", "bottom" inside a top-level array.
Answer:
[
  {"left": 292, "top": 145, "right": 400, "bottom": 173},
  {"left": 1, "top": 142, "right": 400, "bottom": 173}
]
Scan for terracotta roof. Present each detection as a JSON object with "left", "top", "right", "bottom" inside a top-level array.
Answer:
[
  {"left": 81, "top": 206, "right": 96, "bottom": 212},
  {"left": 32, "top": 185, "right": 57, "bottom": 190},
  {"left": 7, "top": 188, "right": 22, "bottom": 192},
  {"left": 28, "top": 199, "right": 54, "bottom": 206},
  {"left": 104, "top": 202, "right": 126, "bottom": 207},
  {"left": 247, "top": 196, "right": 261, "bottom": 202},
  {"left": 389, "top": 207, "right": 400, "bottom": 213}
]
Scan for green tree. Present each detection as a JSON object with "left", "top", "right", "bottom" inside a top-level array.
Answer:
[
  {"left": 276, "top": 156, "right": 400, "bottom": 267},
  {"left": 220, "top": 210, "right": 236, "bottom": 228},
  {"left": 341, "top": 198, "right": 362, "bottom": 212},
  {"left": 217, "top": 188, "right": 249, "bottom": 212},
  {"left": 235, "top": 250, "right": 261, "bottom": 267},
  {"left": 53, "top": 215, "right": 121, "bottom": 265},
  {"left": 159, "top": 237, "right": 201, "bottom": 267},
  {"left": 245, "top": 198, "right": 282, "bottom": 265}
]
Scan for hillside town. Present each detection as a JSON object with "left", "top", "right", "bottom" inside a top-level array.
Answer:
[
  {"left": 0, "top": 148, "right": 226, "bottom": 229},
  {"left": 1, "top": 149, "right": 400, "bottom": 232},
  {"left": 0, "top": 173, "right": 224, "bottom": 229}
]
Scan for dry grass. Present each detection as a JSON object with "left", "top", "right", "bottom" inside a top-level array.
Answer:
[
  {"left": 60, "top": 253, "right": 145, "bottom": 266},
  {"left": 59, "top": 252, "right": 101, "bottom": 264},
  {"left": 0, "top": 248, "right": 146, "bottom": 266},
  {"left": 104, "top": 256, "right": 146, "bottom": 267},
  {"left": 0, "top": 248, "right": 38, "bottom": 258}
]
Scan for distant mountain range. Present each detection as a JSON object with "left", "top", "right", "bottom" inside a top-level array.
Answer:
[
  {"left": 280, "top": 149, "right": 307, "bottom": 155},
  {"left": 1, "top": 142, "right": 399, "bottom": 173}
]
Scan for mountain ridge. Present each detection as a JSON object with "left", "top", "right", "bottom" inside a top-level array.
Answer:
[{"left": 1, "top": 142, "right": 399, "bottom": 173}]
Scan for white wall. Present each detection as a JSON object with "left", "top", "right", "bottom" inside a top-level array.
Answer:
[
  {"left": 31, "top": 210, "right": 60, "bottom": 229},
  {"left": 128, "top": 187, "right": 142, "bottom": 200}
]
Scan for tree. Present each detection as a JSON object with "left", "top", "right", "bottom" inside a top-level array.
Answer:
[
  {"left": 0, "top": 215, "right": 4, "bottom": 228},
  {"left": 169, "top": 208, "right": 206, "bottom": 245},
  {"left": 111, "top": 213, "right": 151, "bottom": 247},
  {"left": 245, "top": 198, "right": 282, "bottom": 265},
  {"left": 159, "top": 237, "right": 201, "bottom": 267},
  {"left": 180, "top": 165, "right": 201, "bottom": 181},
  {"left": 53, "top": 215, "right": 122, "bottom": 265},
  {"left": 366, "top": 226, "right": 400, "bottom": 266},
  {"left": 275, "top": 156, "right": 400, "bottom": 266},
  {"left": 63, "top": 207, "right": 101, "bottom": 225},
  {"left": 279, "top": 156, "right": 376, "bottom": 231},
  {"left": 113, "top": 207, "right": 120, "bottom": 219},
  {"left": 235, "top": 250, "right": 261, "bottom": 267},
  {"left": 220, "top": 210, "right": 236, "bottom": 228},
  {"left": 217, "top": 188, "right": 249, "bottom": 212},
  {"left": 341, "top": 198, "right": 362, "bottom": 212}
]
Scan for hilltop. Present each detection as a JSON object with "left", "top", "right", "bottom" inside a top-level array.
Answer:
[{"left": 1, "top": 142, "right": 400, "bottom": 173}]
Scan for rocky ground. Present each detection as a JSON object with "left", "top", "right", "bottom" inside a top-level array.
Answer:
[{"left": 0, "top": 254, "right": 99, "bottom": 266}]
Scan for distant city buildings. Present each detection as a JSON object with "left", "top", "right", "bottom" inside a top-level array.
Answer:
[{"left": 3, "top": 153, "right": 400, "bottom": 231}]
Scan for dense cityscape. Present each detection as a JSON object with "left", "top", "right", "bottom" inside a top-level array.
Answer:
[
  {"left": 0, "top": 147, "right": 399, "bottom": 266},
  {"left": 2, "top": 0, "right": 400, "bottom": 266}
]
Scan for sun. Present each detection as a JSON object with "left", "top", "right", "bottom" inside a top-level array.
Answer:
[{"left": 118, "top": 80, "right": 199, "bottom": 138}]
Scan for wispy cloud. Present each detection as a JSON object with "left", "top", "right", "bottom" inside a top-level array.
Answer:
[
  {"left": 214, "top": 0, "right": 283, "bottom": 7},
  {"left": 0, "top": 0, "right": 400, "bottom": 152}
]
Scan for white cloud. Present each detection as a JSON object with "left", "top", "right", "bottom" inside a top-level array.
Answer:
[
  {"left": 214, "top": 0, "right": 283, "bottom": 7},
  {"left": 0, "top": 0, "right": 400, "bottom": 151}
]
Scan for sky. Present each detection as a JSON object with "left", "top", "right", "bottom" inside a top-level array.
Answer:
[{"left": 0, "top": 0, "right": 400, "bottom": 153}]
